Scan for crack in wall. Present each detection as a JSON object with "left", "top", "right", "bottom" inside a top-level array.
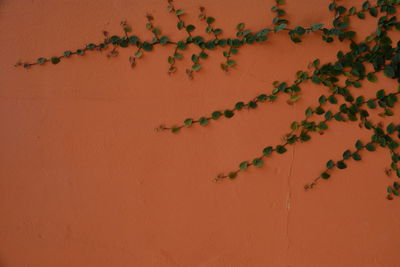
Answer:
[{"left": 285, "top": 144, "right": 295, "bottom": 262}]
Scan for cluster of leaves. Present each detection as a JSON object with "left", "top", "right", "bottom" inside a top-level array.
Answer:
[
  {"left": 163, "top": 0, "right": 400, "bottom": 199},
  {"left": 308, "top": 120, "right": 400, "bottom": 200},
  {"left": 16, "top": 0, "right": 328, "bottom": 78},
  {"left": 17, "top": 0, "right": 400, "bottom": 199}
]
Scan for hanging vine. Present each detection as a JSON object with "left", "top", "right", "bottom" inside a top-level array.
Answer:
[{"left": 16, "top": 0, "right": 400, "bottom": 199}]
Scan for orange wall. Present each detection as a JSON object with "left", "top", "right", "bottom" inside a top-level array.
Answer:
[{"left": 1, "top": 0, "right": 400, "bottom": 266}]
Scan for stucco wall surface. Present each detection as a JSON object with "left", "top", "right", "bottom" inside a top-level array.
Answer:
[{"left": 1, "top": 0, "right": 400, "bottom": 266}]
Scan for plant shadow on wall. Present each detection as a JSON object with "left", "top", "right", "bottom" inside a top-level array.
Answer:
[{"left": 16, "top": 0, "right": 400, "bottom": 200}]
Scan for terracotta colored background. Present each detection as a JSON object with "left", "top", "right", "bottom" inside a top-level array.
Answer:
[{"left": 1, "top": 0, "right": 400, "bottom": 266}]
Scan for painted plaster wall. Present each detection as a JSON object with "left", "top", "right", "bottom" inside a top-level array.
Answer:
[{"left": 1, "top": 0, "right": 400, "bottom": 266}]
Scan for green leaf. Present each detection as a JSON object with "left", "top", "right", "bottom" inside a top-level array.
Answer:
[
  {"left": 49, "top": 57, "right": 59, "bottom": 64},
  {"left": 274, "top": 23, "right": 287, "bottom": 32},
  {"left": 367, "top": 72, "right": 377, "bottom": 82},
  {"left": 37, "top": 57, "right": 47, "bottom": 64},
  {"left": 159, "top": 36, "right": 169, "bottom": 45},
  {"left": 336, "top": 6, "right": 347, "bottom": 14},
  {"left": 276, "top": 145, "right": 287, "bottom": 154},
  {"left": 311, "top": 75, "right": 321, "bottom": 84},
  {"left": 389, "top": 141, "right": 399, "bottom": 150},
  {"left": 365, "top": 35, "right": 375, "bottom": 43},
  {"left": 226, "top": 60, "right": 236, "bottom": 67},
  {"left": 253, "top": 158, "right": 264, "bottom": 167},
  {"left": 387, "top": 123, "right": 396, "bottom": 134},
  {"left": 224, "top": 110, "right": 234, "bottom": 118},
  {"left": 206, "top": 17, "right": 215, "bottom": 24},
  {"left": 387, "top": 186, "right": 393, "bottom": 194},
  {"left": 337, "top": 161, "right": 347, "bottom": 169},
  {"left": 362, "top": 1, "right": 370, "bottom": 10},
  {"left": 366, "top": 100, "right": 377, "bottom": 109},
  {"left": 365, "top": 143, "right": 376, "bottom": 151},
  {"left": 86, "top": 43, "right": 97, "bottom": 50},
  {"left": 64, "top": 51, "right": 72, "bottom": 57},
  {"left": 199, "top": 117, "right": 209, "bottom": 126},
  {"left": 174, "top": 52, "right": 183, "bottom": 59},
  {"left": 334, "top": 113, "right": 344, "bottom": 121},
  {"left": 352, "top": 152, "right": 362, "bottom": 161},
  {"left": 184, "top": 118, "right": 193, "bottom": 127},
  {"left": 290, "top": 95, "right": 301, "bottom": 102},
  {"left": 191, "top": 54, "right": 199, "bottom": 63},
  {"left": 257, "top": 94, "right": 268, "bottom": 102},
  {"left": 325, "top": 111, "right": 333, "bottom": 120},
  {"left": 311, "top": 24, "right": 324, "bottom": 31},
  {"left": 228, "top": 172, "right": 237, "bottom": 179},
  {"left": 290, "top": 121, "right": 298, "bottom": 131},
  {"left": 177, "top": 41, "right": 187, "bottom": 50},
  {"left": 376, "top": 89, "right": 385, "bottom": 99},
  {"left": 312, "top": 59, "right": 320, "bottom": 68},
  {"left": 326, "top": 160, "right": 335, "bottom": 169},
  {"left": 110, "top": 35, "right": 120, "bottom": 44},
  {"left": 175, "top": 9, "right": 185, "bottom": 15},
  {"left": 384, "top": 65, "right": 395, "bottom": 78},
  {"left": 394, "top": 182, "right": 400, "bottom": 190},
  {"left": 211, "top": 111, "right": 222, "bottom": 120},
  {"left": 236, "top": 23, "right": 245, "bottom": 31},
  {"left": 171, "top": 126, "right": 180, "bottom": 133},
  {"left": 300, "top": 132, "right": 311, "bottom": 142},
  {"left": 305, "top": 107, "right": 313, "bottom": 117},
  {"left": 357, "top": 11, "right": 366, "bottom": 19},
  {"left": 258, "top": 28, "right": 270, "bottom": 36},
  {"left": 177, "top": 21, "right": 184, "bottom": 30},
  {"left": 328, "top": 95, "right": 337, "bottom": 104},
  {"left": 129, "top": 36, "right": 139, "bottom": 44},
  {"left": 230, "top": 49, "right": 239, "bottom": 55},
  {"left": 192, "top": 63, "right": 201, "bottom": 71},
  {"left": 248, "top": 101, "right": 257, "bottom": 109},
  {"left": 355, "top": 96, "right": 364, "bottom": 106},
  {"left": 213, "top": 28, "right": 222, "bottom": 35},
  {"left": 199, "top": 52, "right": 208, "bottom": 59},
  {"left": 355, "top": 140, "right": 363, "bottom": 150},
  {"left": 168, "top": 56, "right": 175, "bottom": 64},
  {"left": 294, "top": 26, "right": 306, "bottom": 36},
  {"left": 142, "top": 42, "right": 153, "bottom": 51},
  {"left": 135, "top": 51, "right": 143, "bottom": 58},
  {"left": 315, "top": 106, "right": 325, "bottom": 115},
  {"left": 384, "top": 109, "right": 394, "bottom": 116},
  {"left": 321, "top": 172, "right": 330, "bottom": 179},
  {"left": 239, "top": 161, "right": 249, "bottom": 171},
  {"left": 343, "top": 150, "right": 351, "bottom": 160},
  {"left": 235, "top": 102, "right": 244, "bottom": 110},
  {"left": 318, "top": 95, "right": 326, "bottom": 105},
  {"left": 186, "top": 24, "right": 196, "bottom": 32},
  {"left": 369, "top": 7, "right": 378, "bottom": 17},
  {"left": 291, "top": 37, "right": 301, "bottom": 44},
  {"left": 152, "top": 28, "right": 161, "bottom": 35},
  {"left": 263, "top": 146, "right": 273, "bottom": 156},
  {"left": 318, "top": 122, "right": 328, "bottom": 130}
]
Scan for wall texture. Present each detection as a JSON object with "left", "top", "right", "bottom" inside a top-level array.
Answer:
[{"left": 1, "top": 0, "right": 400, "bottom": 266}]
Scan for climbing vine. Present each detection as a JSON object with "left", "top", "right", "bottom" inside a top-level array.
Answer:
[{"left": 16, "top": 0, "right": 400, "bottom": 199}]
